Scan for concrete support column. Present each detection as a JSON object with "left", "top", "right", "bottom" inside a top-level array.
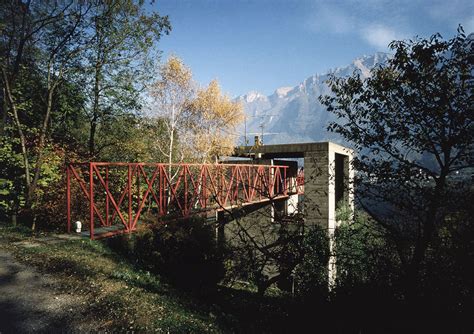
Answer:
[
  {"left": 230, "top": 141, "right": 354, "bottom": 290},
  {"left": 304, "top": 143, "right": 354, "bottom": 287}
]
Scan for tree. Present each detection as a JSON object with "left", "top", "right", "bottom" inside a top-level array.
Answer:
[
  {"left": 0, "top": 1, "right": 170, "bottom": 228},
  {"left": 148, "top": 57, "right": 244, "bottom": 166},
  {"left": 1, "top": 1, "right": 93, "bottom": 227},
  {"left": 189, "top": 80, "right": 244, "bottom": 162},
  {"left": 223, "top": 207, "right": 307, "bottom": 296},
  {"left": 320, "top": 28, "right": 473, "bottom": 299},
  {"left": 83, "top": 1, "right": 170, "bottom": 158},
  {"left": 148, "top": 56, "right": 194, "bottom": 175}
]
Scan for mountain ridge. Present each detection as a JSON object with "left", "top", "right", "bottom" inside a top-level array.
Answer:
[{"left": 235, "top": 52, "right": 391, "bottom": 145}]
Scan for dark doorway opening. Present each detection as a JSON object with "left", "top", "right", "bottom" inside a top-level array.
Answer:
[{"left": 335, "top": 153, "right": 345, "bottom": 206}]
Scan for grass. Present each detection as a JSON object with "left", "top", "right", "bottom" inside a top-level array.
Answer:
[
  {"left": 0, "top": 224, "right": 297, "bottom": 333},
  {"left": 5, "top": 223, "right": 466, "bottom": 333},
  {"left": 0, "top": 225, "right": 224, "bottom": 332}
]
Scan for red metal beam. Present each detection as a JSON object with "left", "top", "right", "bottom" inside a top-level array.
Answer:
[
  {"left": 66, "top": 165, "right": 71, "bottom": 233},
  {"left": 66, "top": 162, "right": 304, "bottom": 239}
]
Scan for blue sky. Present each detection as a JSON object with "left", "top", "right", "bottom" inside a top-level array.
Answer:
[{"left": 153, "top": 0, "right": 473, "bottom": 97}]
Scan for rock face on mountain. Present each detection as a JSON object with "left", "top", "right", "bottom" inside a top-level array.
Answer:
[{"left": 236, "top": 52, "right": 390, "bottom": 145}]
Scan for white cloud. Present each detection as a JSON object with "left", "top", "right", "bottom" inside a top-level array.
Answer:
[
  {"left": 463, "top": 16, "right": 474, "bottom": 34},
  {"left": 361, "top": 24, "right": 404, "bottom": 49},
  {"left": 303, "top": 0, "right": 474, "bottom": 49},
  {"left": 306, "top": 4, "right": 355, "bottom": 34},
  {"left": 428, "top": 0, "right": 474, "bottom": 34},
  {"left": 305, "top": 1, "right": 408, "bottom": 50}
]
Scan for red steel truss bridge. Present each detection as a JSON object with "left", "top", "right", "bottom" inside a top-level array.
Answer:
[{"left": 67, "top": 162, "right": 304, "bottom": 239}]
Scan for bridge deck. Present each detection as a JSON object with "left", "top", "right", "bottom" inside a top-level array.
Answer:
[{"left": 67, "top": 162, "right": 304, "bottom": 239}]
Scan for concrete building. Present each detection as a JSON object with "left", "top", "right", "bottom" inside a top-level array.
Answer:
[{"left": 231, "top": 140, "right": 354, "bottom": 287}]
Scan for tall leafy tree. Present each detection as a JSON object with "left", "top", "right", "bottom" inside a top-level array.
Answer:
[
  {"left": 320, "top": 28, "right": 473, "bottom": 298},
  {"left": 148, "top": 57, "right": 244, "bottom": 166},
  {"left": 83, "top": 1, "right": 170, "bottom": 158},
  {"left": 0, "top": 1, "right": 170, "bottom": 227},
  {"left": 189, "top": 80, "right": 244, "bottom": 162},
  {"left": 1, "top": 1, "right": 93, "bottom": 225},
  {"left": 148, "top": 56, "right": 194, "bottom": 175}
]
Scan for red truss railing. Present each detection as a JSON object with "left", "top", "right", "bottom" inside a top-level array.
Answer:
[
  {"left": 67, "top": 162, "right": 304, "bottom": 239},
  {"left": 296, "top": 168, "right": 304, "bottom": 194}
]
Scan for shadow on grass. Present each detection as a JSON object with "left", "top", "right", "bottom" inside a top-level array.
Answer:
[{"left": 5, "top": 225, "right": 470, "bottom": 333}]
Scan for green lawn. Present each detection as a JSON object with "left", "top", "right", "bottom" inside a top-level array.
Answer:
[{"left": 0, "top": 225, "right": 293, "bottom": 333}]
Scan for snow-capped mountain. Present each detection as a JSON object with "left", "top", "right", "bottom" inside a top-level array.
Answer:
[{"left": 236, "top": 52, "right": 390, "bottom": 145}]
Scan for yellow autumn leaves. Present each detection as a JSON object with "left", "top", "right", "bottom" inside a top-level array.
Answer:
[
  {"left": 190, "top": 79, "right": 244, "bottom": 162},
  {"left": 148, "top": 56, "right": 244, "bottom": 164}
]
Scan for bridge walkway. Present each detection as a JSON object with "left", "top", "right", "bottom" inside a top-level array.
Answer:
[{"left": 67, "top": 162, "right": 304, "bottom": 239}]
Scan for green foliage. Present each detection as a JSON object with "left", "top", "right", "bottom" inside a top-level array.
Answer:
[
  {"left": 33, "top": 144, "right": 68, "bottom": 230},
  {"left": 0, "top": 136, "right": 24, "bottom": 219},
  {"left": 81, "top": 1, "right": 170, "bottom": 158},
  {"left": 335, "top": 200, "right": 352, "bottom": 222},
  {"left": 94, "top": 115, "right": 167, "bottom": 162},
  {"left": 50, "top": 79, "right": 89, "bottom": 150},
  {"left": 320, "top": 27, "right": 473, "bottom": 299},
  {"left": 334, "top": 211, "right": 401, "bottom": 293},
  {"left": 0, "top": 1, "right": 171, "bottom": 227},
  {"left": 293, "top": 225, "right": 329, "bottom": 299},
  {"left": 143, "top": 217, "right": 226, "bottom": 293},
  {"left": 111, "top": 217, "right": 227, "bottom": 293}
]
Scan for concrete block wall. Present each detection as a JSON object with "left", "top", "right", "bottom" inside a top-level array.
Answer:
[
  {"left": 303, "top": 142, "right": 354, "bottom": 230},
  {"left": 228, "top": 141, "right": 354, "bottom": 289},
  {"left": 303, "top": 143, "right": 354, "bottom": 287},
  {"left": 303, "top": 149, "right": 330, "bottom": 227}
]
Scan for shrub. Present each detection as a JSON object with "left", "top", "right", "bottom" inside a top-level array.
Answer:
[
  {"left": 132, "top": 216, "right": 227, "bottom": 293},
  {"left": 293, "top": 225, "right": 329, "bottom": 300}
]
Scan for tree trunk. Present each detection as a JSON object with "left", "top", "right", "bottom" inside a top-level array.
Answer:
[
  {"left": 89, "top": 59, "right": 102, "bottom": 159},
  {"left": 404, "top": 175, "right": 446, "bottom": 300},
  {"left": 11, "top": 213, "right": 17, "bottom": 226},
  {"left": 26, "top": 85, "right": 56, "bottom": 229},
  {"left": 166, "top": 127, "right": 174, "bottom": 210},
  {"left": 1, "top": 67, "right": 31, "bottom": 197},
  {"left": 1, "top": 88, "right": 7, "bottom": 136},
  {"left": 168, "top": 128, "right": 173, "bottom": 172},
  {"left": 89, "top": 117, "right": 97, "bottom": 158}
]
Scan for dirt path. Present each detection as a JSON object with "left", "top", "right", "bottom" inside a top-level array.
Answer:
[{"left": 0, "top": 249, "right": 87, "bottom": 333}]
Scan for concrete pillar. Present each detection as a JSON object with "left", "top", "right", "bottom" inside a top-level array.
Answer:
[{"left": 304, "top": 143, "right": 354, "bottom": 287}]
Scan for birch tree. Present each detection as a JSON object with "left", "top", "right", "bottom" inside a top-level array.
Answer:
[
  {"left": 148, "top": 58, "right": 244, "bottom": 167},
  {"left": 148, "top": 56, "right": 194, "bottom": 176}
]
